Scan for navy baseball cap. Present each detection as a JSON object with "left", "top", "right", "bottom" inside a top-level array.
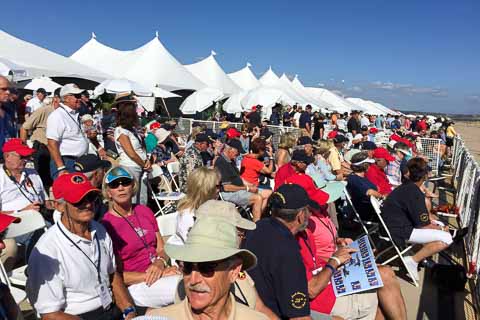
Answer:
[
  {"left": 361, "top": 141, "right": 377, "bottom": 150},
  {"left": 298, "top": 136, "right": 313, "bottom": 146},
  {"left": 74, "top": 154, "right": 111, "bottom": 173},
  {"left": 291, "top": 149, "right": 313, "bottom": 164},
  {"left": 270, "top": 184, "right": 320, "bottom": 210},
  {"left": 226, "top": 139, "right": 245, "bottom": 154}
]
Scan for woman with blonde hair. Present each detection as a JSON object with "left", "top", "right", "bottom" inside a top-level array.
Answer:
[
  {"left": 275, "top": 132, "right": 296, "bottom": 168},
  {"left": 306, "top": 139, "right": 338, "bottom": 185},
  {"left": 169, "top": 167, "right": 221, "bottom": 244},
  {"left": 101, "top": 166, "right": 181, "bottom": 309}
]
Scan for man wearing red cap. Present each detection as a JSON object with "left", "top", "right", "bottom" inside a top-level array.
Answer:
[
  {"left": 27, "top": 173, "right": 137, "bottom": 319},
  {"left": 365, "top": 147, "right": 394, "bottom": 195},
  {"left": 0, "top": 139, "right": 47, "bottom": 215}
]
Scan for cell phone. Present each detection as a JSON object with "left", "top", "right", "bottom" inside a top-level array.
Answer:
[{"left": 106, "top": 149, "right": 119, "bottom": 160}]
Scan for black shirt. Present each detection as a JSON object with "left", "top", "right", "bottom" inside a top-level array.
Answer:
[
  {"left": 247, "top": 111, "right": 261, "bottom": 126},
  {"left": 312, "top": 118, "right": 324, "bottom": 140},
  {"left": 214, "top": 154, "right": 244, "bottom": 188},
  {"left": 243, "top": 218, "right": 310, "bottom": 319},
  {"left": 347, "top": 117, "right": 361, "bottom": 134},
  {"left": 298, "top": 112, "right": 312, "bottom": 129},
  {"left": 381, "top": 181, "right": 429, "bottom": 245},
  {"left": 283, "top": 112, "right": 292, "bottom": 127}
]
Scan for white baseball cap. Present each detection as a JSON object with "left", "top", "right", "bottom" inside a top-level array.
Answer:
[{"left": 60, "top": 83, "right": 84, "bottom": 97}]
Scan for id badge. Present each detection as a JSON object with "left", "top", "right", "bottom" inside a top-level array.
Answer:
[{"left": 96, "top": 282, "right": 112, "bottom": 310}]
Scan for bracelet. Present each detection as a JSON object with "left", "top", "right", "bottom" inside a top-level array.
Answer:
[
  {"left": 57, "top": 166, "right": 66, "bottom": 171},
  {"left": 158, "top": 257, "right": 168, "bottom": 268},
  {"left": 324, "top": 264, "right": 336, "bottom": 274},
  {"left": 246, "top": 185, "right": 250, "bottom": 192},
  {"left": 329, "top": 256, "right": 341, "bottom": 266},
  {"left": 122, "top": 306, "right": 136, "bottom": 319}
]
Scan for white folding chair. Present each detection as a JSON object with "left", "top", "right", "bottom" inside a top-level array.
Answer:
[
  {"left": 167, "top": 162, "right": 181, "bottom": 192},
  {"left": 5, "top": 210, "right": 47, "bottom": 287},
  {"left": 156, "top": 212, "right": 178, "bottom": 237},
  {"left": 153, "top": 192, "right": 186, "bottom": 216},
  {"left": 343, "top": 189, "right": 379, "bottom": 251},
  {"left": 370, "top": 196, "right": 418, "bottom": 287}
]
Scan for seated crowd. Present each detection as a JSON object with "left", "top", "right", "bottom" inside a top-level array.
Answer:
[{"left": 0, "top": 76, "right": 464, "bottom": 319}]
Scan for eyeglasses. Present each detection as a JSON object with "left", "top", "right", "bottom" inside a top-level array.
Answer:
[
  {"left": 107, "top": 178, "right": 133, "bottom": 189},
  {"left": 180, "top": 259, "right": 229, "bottom": 277},
  {"left": 72, "top": 192, "right": 98, "bottom": 209}
]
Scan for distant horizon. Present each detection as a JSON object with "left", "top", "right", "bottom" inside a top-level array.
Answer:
[{"left": 1, "top": 0, "right": 478, "bottom": 114}]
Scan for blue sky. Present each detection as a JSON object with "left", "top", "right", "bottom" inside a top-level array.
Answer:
[{"left": 3, "top": 0, "right": 479, "bottom": 114}]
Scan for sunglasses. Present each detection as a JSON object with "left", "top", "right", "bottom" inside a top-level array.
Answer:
[
  {"left": 0, "top": 87, "right": 9, "bottom": 91},
  {"left": 72, "top": 192, "right": 98, "bottom": 209},
  {"left": 107, "top": 178, "right": 133, "bottom": 189},
  {"left": 180, "top": 259, "right": 229, "bottom": 278}
]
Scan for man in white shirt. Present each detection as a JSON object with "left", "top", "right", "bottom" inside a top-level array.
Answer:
[
  {"left": 26, "top": 88, "right": 47, "bottom": 114},
  {"left": 293, "top": 105, "right": 302, "bottom": 127},
  {"left": 26, "top": 172, "right": 137, "bottom": 320},
  {"left": 360, "top": 113, "right": 370, "bottom": 127},
  {"left": 46, "top": 83, "right": 90, "bottom": 179},
  {"left": 0, "top": 138, "right": 47, "bottom": 271}
]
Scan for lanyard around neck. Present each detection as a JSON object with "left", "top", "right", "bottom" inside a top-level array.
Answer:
[
  {"left": 112, "top": 205, "right": 151, "bottom": 253},
  {"left": 57, "top": 222, "right": 102, "bottom": 284},
  {"left": 60, "top": 106, "right": 84, "bottom": 134},
  {"left": 3, "top": 167, "right": 43, "bottom": 204}
]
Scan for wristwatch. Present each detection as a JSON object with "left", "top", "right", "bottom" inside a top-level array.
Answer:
[{"left": 123, "top": 306, "right": 136, "bottom": 319}]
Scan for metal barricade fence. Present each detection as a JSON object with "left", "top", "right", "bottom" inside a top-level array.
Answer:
[
  {"left": 175, "top": 118, "right": 302, "bottom": 150},
  {"left": 418, "top": 137, "right": 442, "bottom": 176},
  {"left": 450, "top": 136, "right": 480, "bottom": 309}
]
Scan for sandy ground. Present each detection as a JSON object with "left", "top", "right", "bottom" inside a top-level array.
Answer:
[{"left": 454, "top": 122, "right": 480, "bottom": 162}]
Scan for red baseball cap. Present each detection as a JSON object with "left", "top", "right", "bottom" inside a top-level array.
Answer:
[
  {"left": 52, "top": 173, "right": 100, "bottom": 204},
  {"left": 2, "top": 138, "right": 35, "bottom": 157},
  {"left": 251, "top": 106, "right": 257, "bottom": 111},
  {"left": 373, "top": 147, "right": 395, "bottom": 162},
  {"left": 369, "top": 127, "right": 378, "bottom": 134},
  {"left": 285, "top": 174, "right": 329, "bottom": 206},
  {"left": 327, "top": 130, "right": 338, "bottom": 139},
  {"left": 226, "top": 127, "right": 241, "bottom": 139},
  {"left": 149, "top": 122, "right": 161, "bottom": 131},
  {"left": 0, "top": 214, "right": 20, "bottom": 233}
]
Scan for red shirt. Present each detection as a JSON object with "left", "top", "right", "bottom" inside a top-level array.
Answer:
[
  {"left": 240, "top": 156, "right": 264, "bottom": 186},
  {"left": 365, "top": 164, "right": 392, "bottom": 195},
  {"left": 274, "top": 163, "right": 296, "bottom": 190},
  {"left": 297, "top": 230, "right": 336, "bottom": 314}
]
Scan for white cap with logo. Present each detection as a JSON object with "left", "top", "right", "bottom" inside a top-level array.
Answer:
[{"left": 60, "top": 83, "right": 84, "bottom": 97}]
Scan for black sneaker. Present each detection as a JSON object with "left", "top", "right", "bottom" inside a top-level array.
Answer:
[{"left": 452, "top": 227, "right": 469, "bottom": 242}]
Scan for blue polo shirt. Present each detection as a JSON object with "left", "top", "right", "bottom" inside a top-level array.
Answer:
[
  {"left": 243, "top": 217, "right": 310, "bottom": 319},
  {"left": 346, "top": 173, "right": 377, "bottom": 221},
  {"left": 299, "top": 112, "right": 311, "bottom": 129}
]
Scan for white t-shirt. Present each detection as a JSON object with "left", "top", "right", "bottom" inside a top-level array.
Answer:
[
  {"left": 167, "top": 208, "right": 195, "bottom": 246},
  {"left": 293, "top": 112, "right": 302, "bottom": 127},
  {"left": 26, "top": 97, "right": 43, "bottom": 113},
  {"left": 336, "top": 118, "right": 347, "bottom": 130},
  {"left": 360, "top": 117, "right": 370, "bottom": 127},
  {"left": 46, "top": 104, "right": 89, "bottom": 157},
  {"left": 26, "top": 220, "right": 116, "bottom": 315},
  {"left": 114, "top": 127, "right": 147, "bottom": 168},
  {"left": 0, "top": 166, "right": 46, "bottom": 212}
]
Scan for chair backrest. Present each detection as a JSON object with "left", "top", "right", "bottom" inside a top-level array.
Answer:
[
  {"left": 4, "top": 210, "right": 47, "bottom": 239},
  {"left": 167, "top": 162, "right": 181, "bottom": 174},
  {"left": 370, "top": 196, "right": 383, "bottom": 215},
  {"left": 156, "top": 212, "right": 178, "bottom": 237}
]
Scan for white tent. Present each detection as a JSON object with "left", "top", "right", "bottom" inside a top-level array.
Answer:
[
  {"left": 346, "top": 97, "right": 386, "bottom": 115},
  {"left": 180, "top": 87, "right": 224, "bottom": 115},
  {"left": 70, "top": 33, "right": 131, "bottom": 78},
  {"left": 228, "top": 63, "right": 261, "bottom": 91},
  {"left": 0, "top": 57, "right": 27, "bottom": 77},
  {"left": 290, "top": 76, "right": 337, "bottom": 110},
  {"left": 223, "top": 90, "right": 249, "bottom": 114},
  {"left": 305, "top": 87, "right": 357, "bottom": 113},
  {"left": 0, "top": 29, "right": 108, "bottom": 81},
  {"left": 93, "top": 78, "right": 180, "bottom": 98},
  {"left": 184, "top": 52, "right": 240, "bottom": 96},
  {"left": 71, "top": 33, "right": 206, "bottom": 91},
  {"left": 259, "top": 68, "right": 312, "bottom": 107},
  {"left": 241, "top": 87, "right": 295, "bottom": 112}
]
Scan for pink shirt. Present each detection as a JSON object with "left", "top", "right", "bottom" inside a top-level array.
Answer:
[
  {"left": 307, "top": 213, "right": 337, "bottom": 262},
  {"left": 102, "top": 205, "right": 159, "bottom": 273}
]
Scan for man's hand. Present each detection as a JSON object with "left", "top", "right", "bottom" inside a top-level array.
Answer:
[
  {"left": 98, "top": 147, "right": 107, "bottom": 159},
  {"left": 330, "top": 247, "right": 358, "bottom": 267},
  {"left": 21, "top": 201, "right": 41, "bottom": 212},
  {"left": 336, "top": 238, "right": 353, "bottom": 247},
  {"left": 143, "top": 160, "right": 152, "bottom": 172},
  {"left": 144, "top": 259, "right": 165, "bottom": 286}
]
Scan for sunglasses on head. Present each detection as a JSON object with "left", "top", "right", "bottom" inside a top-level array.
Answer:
[
  {"left": 107, "top": 178, "right": 133, "bottom": 189},
  {"left": 72, "top": 192, "right": 98, "bottom": 209},
  {"left": 180, "top": 259, "right": 229, "bottom": 278}
]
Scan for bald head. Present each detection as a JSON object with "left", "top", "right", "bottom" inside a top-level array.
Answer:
[{"left": 0, "top": 76, "right": 10, "bottom": 103}]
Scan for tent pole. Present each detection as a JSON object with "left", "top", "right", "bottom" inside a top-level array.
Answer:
[{"left": 161, "top": 97, "right": 171, "bottom": 119}]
